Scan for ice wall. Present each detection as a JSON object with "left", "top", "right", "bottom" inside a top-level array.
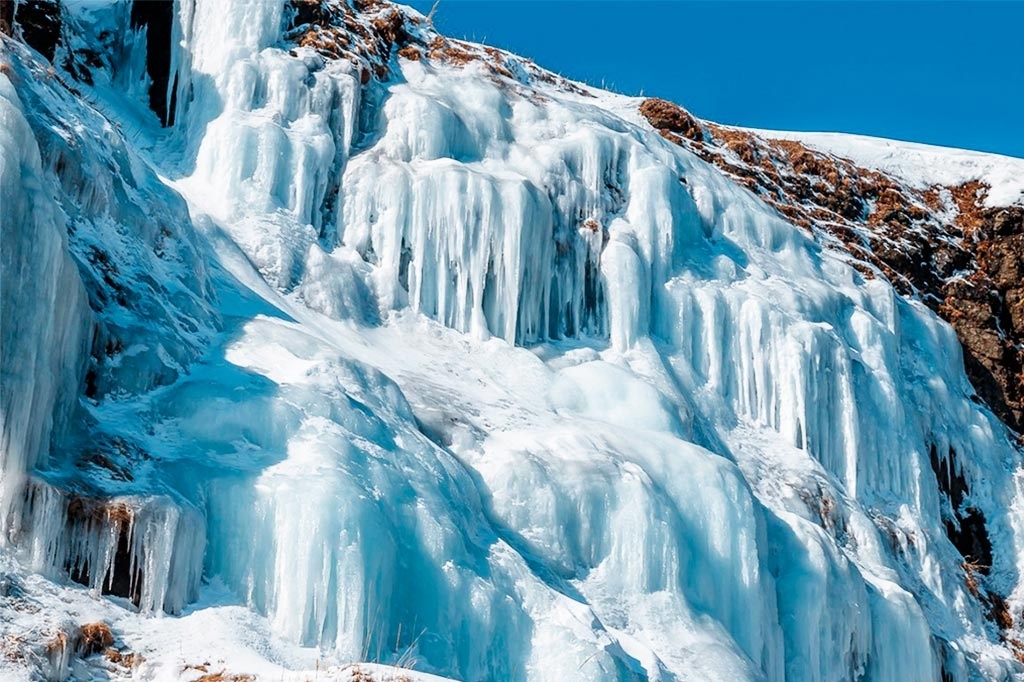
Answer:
[
  {"left": 157, "top": 316, "right": 791, "bottom": 680},
  {"left": 174, "top": 0, "right": 363, "bottom": 290},
  {"left": 22, "top": 483, "right": 204, "bottom": 614},
  {"left": 338, "top": 86, "right": 698, "bottom": 344},
  {"left": 3, "top": 1, "right": 1024, "bottom": 679},
  {"left": 155, "top": 0, "right": 1024, "bottom": 677},
  {"left": 332, "top": 55, "right": 1020, "bottom": 682},
  {"left": 0, "top": 30, "right": 216, "bottom": 615},
  {"left": 0, "top": 71, "right": 90, "bottom": 537}
]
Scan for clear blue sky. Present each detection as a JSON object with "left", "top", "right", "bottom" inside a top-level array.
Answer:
[{"left": 404, "top": 1, "right": 1024, "bottom": 159}]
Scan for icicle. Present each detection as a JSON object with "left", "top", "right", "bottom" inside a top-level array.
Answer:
[{"left": 0, "top": 73, "right": 91, "bottom": 537}]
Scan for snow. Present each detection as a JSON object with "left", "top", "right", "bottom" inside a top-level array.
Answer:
[
  {"left": 746, "top": 128, "right": 1024, "bottom": 208},
  {"left": 3, "top": 1, "right": 1024, "bottom": 680}
]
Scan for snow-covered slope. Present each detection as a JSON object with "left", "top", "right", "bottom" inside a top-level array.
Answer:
[
  {"left": 2, "top": 1, "right": 1024, "bottom": 680},
  {"left": 748, "top": 129, "right": 1024, "bottom": 209}
]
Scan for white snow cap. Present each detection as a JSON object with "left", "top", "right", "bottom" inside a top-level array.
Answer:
[{"left": 752, "top": 128, "right": 1024, "bottom": 207}]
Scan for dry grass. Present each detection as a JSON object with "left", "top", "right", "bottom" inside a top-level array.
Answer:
[
  {"left": 298, "top": 27, "right": 350, "bottom": 60},
  {"left": 425, "top": 37, "right": 513, "bottom": 79},
  {"left": 962, "top": 560, "right": 1016, "bottom": 635},
  {"left": 921, "top": 186, "right": 946, "bottom": 213},
  {"left": 987, "top": 591, "right": 1014, "bottom": 631},
  {"left": 950, "top": 180, "right": 990, "bottom": 235},
  {"left": 369, "top": 9, "right": 407, "bottom": 47},
  {"left": 66, "top": 496, "right": 135, "bottom": 526},
  {"left": 105, "top": 647, "right": 140, "bottom": 668},
  {"left": 2, "top": 635, "right": 27, "bottom": 663},
  {"left": 79, "top": 622, "right": 114, "bottom": 656},
  {"left": 344, "top": 664, "right": 413, "bottom": 682},
  {"left": 963, "top": 560, "right": 983, "bottom": 598},
  {"left": 716, "top": 127, "right": 761, "bottom": 165},
  {"left": 638, "top": 90, "right": 1024, "bottom": 433},
  {"left": 195, "top": 671, "right": 255, "bottom": 682},
  {"left": 397, "top": 45, "right": 420, "bottom": 61},
  {"left": 44, "top": 630, "right": 69, "bottom": 657},
  {"left": 638, "top": 98, "right": 703, "bottom": 142},
  {"left": 1004, "top": 636, "right": 1024, "bottom": 664}
]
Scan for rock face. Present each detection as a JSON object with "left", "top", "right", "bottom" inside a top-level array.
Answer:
[
  {"left": 639, "top": 98, "right": 1024, "bottom": 434},
  {"left": 0, "top": 2, "right": 14, "bottom": 36},
  {"left": 128, "top": 0, "right": 176, "bottom": 126},
  {"left": 957, "top": 205, "right": 1024, "bottom": 430},
  {"left": 9, "top": 1, "right": 61, "bottom": 61}
]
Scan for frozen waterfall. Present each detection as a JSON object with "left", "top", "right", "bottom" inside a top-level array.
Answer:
[{"left": 0, "top": 0, "right": 1022, "bottom": 680}]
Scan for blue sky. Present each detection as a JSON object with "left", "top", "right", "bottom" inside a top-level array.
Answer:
[{"left": 404, "top": 1, "right": 1024, "bottom": 159}]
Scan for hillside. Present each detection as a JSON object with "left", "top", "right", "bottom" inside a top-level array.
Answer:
[{"left": 2, "top": 1, "right": 1024, "bottom": 680}]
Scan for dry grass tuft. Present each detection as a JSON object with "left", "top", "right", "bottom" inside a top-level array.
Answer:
[
  {"left": 963, "top": 560, "right": 983, "bottom": 598},
  {"left": 425, "top": 37, "right": 513, "bottom": 79},
  {"left": 949, "top": 180, "right": 991, "bottom": 235},
  {"left": 105, "top": 647, "right": 140, "bottom": 668},
  {"left": 344, "top": 664, "right": 413, "bottom": 682},
  {"left": 1005, "top": 636, "right": 1024, "bottom": 664},
  {"left": 190, "top": 667, "right": 255, "bottom": 682},
  {"left": 78, "top": 622, "right": 114, "bottom": 656},
  {"left": 397, "top": 45, "right": 420, "bottom": 61},
  {"left": 638, "top": 98, "right": 703, "bottom": 142},
  {"left": 66, "top": 496, "right": 135, "bottom": 526},
  {"left": 44, "top": 630, "right": 69, "bottom": 657},
  {"left": 2, "top": 635, "right": 27, "bottom": 663}
]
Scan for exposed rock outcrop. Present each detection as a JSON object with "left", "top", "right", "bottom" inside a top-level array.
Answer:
[
  {"left": 10, "top": 1, "right": 61, "bottom": 62},
  {"left": 128, "top": 0, "right": 176, "bottom": 126}
]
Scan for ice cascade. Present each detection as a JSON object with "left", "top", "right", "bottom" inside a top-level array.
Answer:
[{"left": 1, "top": 1, "right": 1023, "bottom": 680}]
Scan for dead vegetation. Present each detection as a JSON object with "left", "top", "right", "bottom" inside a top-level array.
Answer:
[
  {"left": 425, "top": 36, "right": 514, "bottom": 79},
  {"left": 344, "top": 664, "right": 413, "bottom": 682},
  {"left": 963, "top": 559, "right": 984, "bottom": 598},
  {"left": 44, "top": 630, "right": 69, "bottom": 658},
  {"left": 66, "top": 496, "right": 134, "bottom": 526},
  {"left": 78, "top": 622, "right": 114, "bottom": 656},
  {"left": 284, "top": 0, "right": 589, "bottom": 96},
  {"left": 105, "top": 646, "right": 140, "bottom": 669},
  {"left": 638, "top": 98, "right": 703, "bottom": 143},
  {"left": 396, "top": 44, "right": 420, "bottom": 61},
  {"left": 642, "top": 95, "right": 1024, "bottom": 660},
  {"left": 961, "top": 560, "right": 1018, "bottom": 652},
  {"left": 1, "top": 634, "right": 27, "bottom": 663},
  {"left": 287, "top": 0, "right": 399, "bottom": 79},
  {"left": 1005, "top": 636, "right": 1024, "bottom": 664},
  {"left": 59, "top": 492, "right": 145, "bottom": 604},
  {"left": 950, "top": 180, "right": 989, "bottom": 235},
  {"left": 184, "top": 662, "right": 256, "bottom": 681}
]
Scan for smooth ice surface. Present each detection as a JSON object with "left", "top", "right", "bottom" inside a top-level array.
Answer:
[{"left": 2, "top": 1, "right": 1024, "bottom": 680}]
